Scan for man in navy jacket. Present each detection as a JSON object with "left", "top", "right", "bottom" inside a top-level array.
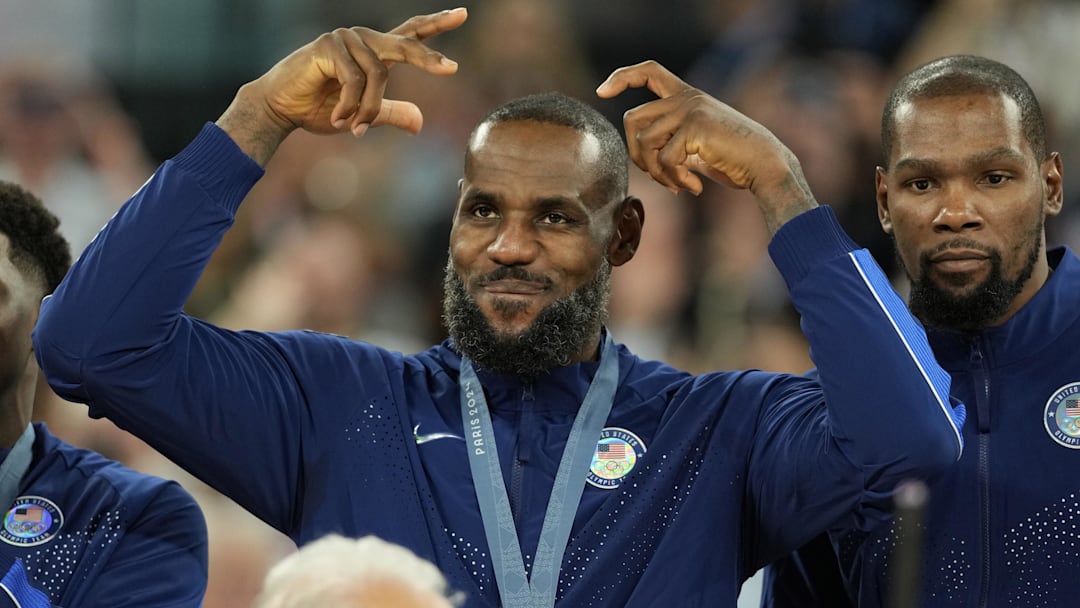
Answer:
[
  {"left": 0, "top": 181, "right": 207, "bottom": 607},
  {"left": 32, "top": 9, "right": 964, "bottom": 608},
  {"left": 762, "top": 55, "right": 1077, "bottom": 607}
]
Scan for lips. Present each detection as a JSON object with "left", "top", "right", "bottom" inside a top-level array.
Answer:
[
  {"left": 929, "top": 248, "right": 989, "bottom": 262},
  {"left": 476, "top": 268, "right": 552, "bottom": 295},
  {"left": 928, "top": 248, "right": 990, "bottom": 273},
  {"left": 481, "top": 280, "right": 547, "bottom": 295}
]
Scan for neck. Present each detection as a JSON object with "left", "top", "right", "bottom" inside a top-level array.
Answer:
[
  {"left": 574, "top": 331, "right": 603, "bottom": 364},
  {"left": 0, "top": 358, "right": 37, "bottom": 449}
]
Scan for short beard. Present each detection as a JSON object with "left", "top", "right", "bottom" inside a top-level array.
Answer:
[
  {"left": 903, "top": 230, "right": 1040, "bottom": 333},
  {"left": 442, "top": 259, "right": 611, "bottom": 377}
]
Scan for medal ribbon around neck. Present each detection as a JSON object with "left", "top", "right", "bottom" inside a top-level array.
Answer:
[
  {"left": 460, "top": 333, "right": 619, "bottom": 608},
  {"left": 0, "top": 425, "right": 35, "bottom": 513}
]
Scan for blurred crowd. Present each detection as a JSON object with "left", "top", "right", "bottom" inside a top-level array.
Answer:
[{"left": 4, "top": 0, "right": 1080, "bottom": 605}]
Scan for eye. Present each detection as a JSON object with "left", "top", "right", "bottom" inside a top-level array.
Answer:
[
  {"left": 984, "top": 173, "right": 1010, "bottom": 186},
  {"left": 906, "top": 178, "right": 932, "bottom": 192},
  {"left": 470, "top": 204, "right": 497, "bottom": 219},
  {"left": 540, "top": 212, "right": 573, "bottom": 225}
]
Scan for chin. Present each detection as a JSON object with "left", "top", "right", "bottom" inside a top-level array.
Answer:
[
  {"left": 485, "top": 316, "right": 536, "bottom": 339},
  {"left": 480, "top": 298, "right": 540, "bottom": 326}
]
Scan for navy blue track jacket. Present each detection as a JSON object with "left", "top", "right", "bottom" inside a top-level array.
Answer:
[{"left": 32, "top": 123, "right": 964, "bottom": 607}]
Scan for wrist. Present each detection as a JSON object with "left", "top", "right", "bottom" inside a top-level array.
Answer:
[
  {"left": 214, "top": 83, "right": 293, "bottom": 167},
  {"left": 750, "top": 151, "right": 818, "bottom": 234}
]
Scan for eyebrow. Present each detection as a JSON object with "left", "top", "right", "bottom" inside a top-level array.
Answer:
[
  {"left": 893, "top": 147, "right": 1027, "bottom": 174},
  {"left": 461, "top": 190, "right": 496, "bottom": 205},
  {"left": 462, "top": 189, "right": 583, "bottom": 210},
  {"left": 535, "top": 196, "right": 583, "bottom": 211}
]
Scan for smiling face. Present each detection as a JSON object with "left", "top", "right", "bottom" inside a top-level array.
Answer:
[
  {"left": 877, "top": 91, "right": 1063, "bottom": 331},
  {"left": 444, "top": 119, "right": 639, "bottom": 375}
]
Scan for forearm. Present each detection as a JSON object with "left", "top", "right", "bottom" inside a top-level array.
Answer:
[
  {"left": 770, "top": 207, "right": 964, "bottom": 471},
  {"left": 747, "top": 207, "right": 964, "bottom": 559},
  {"left": 34, "top": 124, "right": 262, "bottom": 376}
]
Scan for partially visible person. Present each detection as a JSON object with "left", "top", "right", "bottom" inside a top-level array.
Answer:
[
  {"left": 254, "top": 534, "right": 462, "bottom": 608},
  {"left": 33, "top": 9, "right": 966, "bottom": 608},
  {"left": 762, "top": 54, "right": 1074, "bottom": 607},
  {"left": 0, "top": 181, "right": 208, "bottom": 606}
]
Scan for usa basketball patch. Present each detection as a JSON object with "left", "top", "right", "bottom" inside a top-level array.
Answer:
[
  {"left": 587, "top": 427, "right": 646, "bottom": 489},
  {"left": 1044, "top": 382, "right": 1080, "bottom": 449},
  {"left": 1, "top": 496, "right": 63, "bottom": 547}
]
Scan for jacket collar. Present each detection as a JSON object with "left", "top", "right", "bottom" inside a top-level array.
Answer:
[{"left": 438, "top": 334, "right": 607, "bottom": 414}]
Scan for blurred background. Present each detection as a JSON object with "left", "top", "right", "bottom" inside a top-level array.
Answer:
[{"left": 5, "top": 0, "right": 1079, "bottom": 605}]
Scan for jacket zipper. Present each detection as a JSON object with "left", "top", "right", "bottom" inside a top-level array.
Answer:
[
  {"left": 510, "top": 382, "right": 533, "bottom": 572},
  {"left": 970, "top": 340, "right": 992, "bottom": 608}
]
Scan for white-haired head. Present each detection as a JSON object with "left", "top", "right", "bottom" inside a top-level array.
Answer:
[{"left": 254, "top": 534, "right": 464, "bottom": 608}]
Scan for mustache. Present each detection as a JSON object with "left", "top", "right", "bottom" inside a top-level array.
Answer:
[
  {"left": 476, "top": 266, "right": 553, "bottom": 287},
  {"left": 919, "top": 238, "right": 995, "bottom": 264}
]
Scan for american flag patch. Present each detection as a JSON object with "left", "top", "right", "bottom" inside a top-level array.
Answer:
[
  {"left": 1065, "top": 397, "right": 1080, "bottom": 418},
  {"left": 13, "top": 507, "right": 43, "bottom": 523},
  {"left": 597, "top": 442, "right": 626, "bottom": 460}
]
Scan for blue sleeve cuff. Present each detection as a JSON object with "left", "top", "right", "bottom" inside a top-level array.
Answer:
[
  {"left": 170, "top": 122, "right": 265, "bottom": 215},
  {"left": 0, "top": 559, "right": 51, "bottom": 608},
  {"left": 767, "top": 205, "right": 860, "bottom": 288}
]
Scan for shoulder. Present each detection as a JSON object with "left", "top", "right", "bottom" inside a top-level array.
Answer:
[{"left": 38, "top": 426, "right": 202, "bottom": 520}]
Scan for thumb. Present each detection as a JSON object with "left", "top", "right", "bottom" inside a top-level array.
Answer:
[{"left": 368, "top": 99, "right": 424, "bottom": 134}]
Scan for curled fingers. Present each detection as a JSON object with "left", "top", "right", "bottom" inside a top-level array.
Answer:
[{"left": 624, "top": 92, "right": 701, "bottom": 194}]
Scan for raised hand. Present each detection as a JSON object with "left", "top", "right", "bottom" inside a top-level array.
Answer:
[
  {"left": 597, "top": 60, "right": 816, "bottom": 233},
  {"left": 217, "top": 8, "right": 467, "bottom": 165}
]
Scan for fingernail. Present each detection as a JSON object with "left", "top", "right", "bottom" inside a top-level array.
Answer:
[
  {"left": 440, "top": 57, "right": 458, "bottom": 68},
  {"left": 353, "top": 123, "right": 368, "bottom": 137}
]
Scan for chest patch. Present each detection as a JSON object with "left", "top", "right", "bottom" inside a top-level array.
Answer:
[
  {"left": 1044, "top": 382, "right": 1080, "bottom": 449},
  {"left": 1, "top": 496, "right": 63, "bottom": 547},
  {"left": 587, "top": 427, "right": 647, "bottom": 489}
]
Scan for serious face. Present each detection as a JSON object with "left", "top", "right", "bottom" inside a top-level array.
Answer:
[
  {"left": 877, "top": 92, "right": 1063, "bottom": 331},
  {"left": 0, "top": 233, "right": 42, "bottom": 391},
  {"left": 444, "top": 120, "right": 624, "bottom": 375}
]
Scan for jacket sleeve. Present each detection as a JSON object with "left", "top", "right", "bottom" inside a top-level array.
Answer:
[
  {"left": 79, "top": 482, "right": 209, "bottom": 608},
  {"left": 32, "top": 123, "right": 323, "bottom": 532},
  {"left": 745, "top": 206, "right": 966, "bottom": 566}
]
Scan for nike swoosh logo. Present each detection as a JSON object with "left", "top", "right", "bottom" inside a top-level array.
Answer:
[{"left": 413, "top": 424, "right": 466, "bottom": 445}]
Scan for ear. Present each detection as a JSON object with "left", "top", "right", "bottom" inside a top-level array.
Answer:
[
  {"left": 875, "top": 166, "right": 893, "bottom": 234},
  {"left": 607, "top": 196, "right": 644, "bottom": 267},
  {"left": 1043, "top": 152, "right": 1064, "bottom": 218}
]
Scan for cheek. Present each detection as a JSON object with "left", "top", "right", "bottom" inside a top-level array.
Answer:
[
  {"left": 1001, "top": 202, "right": 1045, "bottom": 257},
  {"left": 886, "top": 223, "right": 924, "bottom": 275},
  {"left": 448, "top": 234, "right": 473, "bottom": 267}
]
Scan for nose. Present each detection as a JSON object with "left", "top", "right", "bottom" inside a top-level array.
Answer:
[
  {"left": 487, "top": 220, "right": 539, "bottom": 266},
  {"left": 933, "top": 186, "right": 984, "bottom": 233}
]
